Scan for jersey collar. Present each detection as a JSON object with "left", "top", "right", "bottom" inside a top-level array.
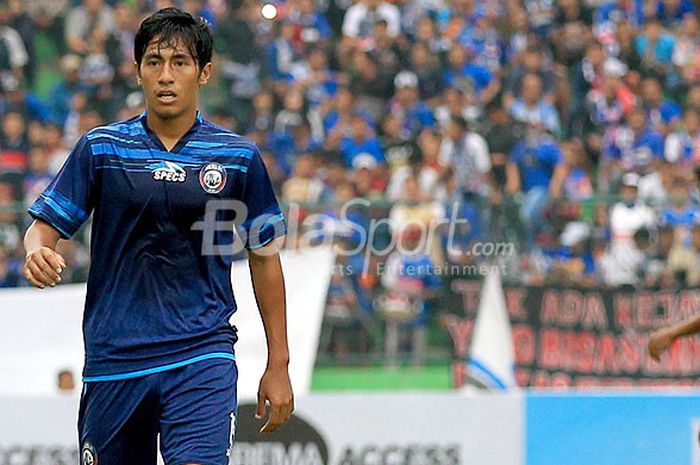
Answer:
[{"left": 139, "top": 110, "right": 204, "bottom": 153}]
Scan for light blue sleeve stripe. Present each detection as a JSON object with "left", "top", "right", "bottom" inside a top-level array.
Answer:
[
  {"left": 241, "top": 211, "right": 285, "bottom": 229},
  {"left": 90, "top": 144, "right": 249, "bottom": 172},
  {"left": 246, "top": 214, "right": 288, "bottom": 250},
  {"left": 45, "top": 191, "right": 89, "bottom": 222},
  {"left": 87, "top": 131, "right": 144, "bottom": 145},
  {"left": 91, "top": 142, "right": 254, "bottom": 162},
  {"left": 257, "top": 214, "right": 287, "bottom": 234},
  {"left": 82, "top": 352, "right": 235, "bottom": 382},
  {"left": 39, "top": 195, "right": 81, "bottom": 231},
  {"left": 28, "top": 204, "right": 73, "bottom": 238}
]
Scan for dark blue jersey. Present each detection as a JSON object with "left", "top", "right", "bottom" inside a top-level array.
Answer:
[{"left": 28, "top": 111, "right": 287, "bottom": 380}]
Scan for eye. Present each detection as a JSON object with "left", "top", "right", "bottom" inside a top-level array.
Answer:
[{"left": 147, "top": 60, "right": 159, "bottom": 67}]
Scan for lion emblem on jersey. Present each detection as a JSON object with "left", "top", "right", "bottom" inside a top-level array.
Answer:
[
  {"left": 81, "top": 442, "right": 98, "bottom": 465},
  {"left": 200, "top": 162, "right": 227, "bottom": 194}
]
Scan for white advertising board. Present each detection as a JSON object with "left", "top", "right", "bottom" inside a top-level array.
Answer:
[
  {"left": 0, "top": 246, "right": 334, "bottom": 399},
  {"left": 0, "top": 393, "right": 523, "bottom": 465}
]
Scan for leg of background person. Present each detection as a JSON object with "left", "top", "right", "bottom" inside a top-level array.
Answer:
[
  {"left": 385, "top": 320, "right": 400, "bottom": 369},
  {"left": 411, "top": 325, "right": 427, "bottom": 368},
  {"left": 520, "top": 186, "right": 549, "bottom": 246},
  {"left": 504, "top": 195, "right": 526, "bottom": 248}
]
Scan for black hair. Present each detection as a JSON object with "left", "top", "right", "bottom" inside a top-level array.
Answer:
[
  {"left": 451, "top": 115, "right": 468, "bottom": 131},
  {"left": 134, "top": 7, "right": 213, "bottom": 71},
  {"left": 658, "top": 224, "right": 675, "bottom": 235},
  {"left": 633, "top": 227, "right": 651, "bottom": 245}
]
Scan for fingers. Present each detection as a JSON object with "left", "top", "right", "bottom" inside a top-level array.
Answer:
[
  {"left": 24, "top": 249, "right": 65, "bottom": 287},
  {"left": 25, "top": 258, "right": 60, "bottom": 286},
  {"left": 24, "top": 266, "right": 46, "bottom": 289},
  {"left": 256, "top": 391, "right": 266, "bottom": 420},
  {"left": 260, "top": 396, "right": 294, "bottom": 433},
  {"left": 260, "top": 403, "right": 284, "bottom": 433},
  {"left": 648, "top": 344, "right": 659, "bottom": 361},
  {"left": 260, "top": 398, "right": 294, "bottom": 433},
  {"left": 42, "top": 249, "right": 66, "bottom": 274}
]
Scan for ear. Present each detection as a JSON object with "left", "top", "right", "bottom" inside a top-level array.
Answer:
[
  {"left": 198, "top": 62, "right": 212, "bottom": 86},
  {"left": 134, "top": 61, "right": 142, "bottom": 85}
]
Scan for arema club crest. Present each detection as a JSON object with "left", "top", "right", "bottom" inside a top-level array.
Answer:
[
  {"left": 81, "top": 442, "right": 98, "bottom": 465},
  {"left": 200, "top": 162, "right": 227, "bottom": 194}
]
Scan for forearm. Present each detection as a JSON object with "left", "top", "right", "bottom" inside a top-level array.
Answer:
[
  {"left": 248, "top": 249, "right": 289, "bottom": 367},
  {"left": 505, "top": 163, "right": 521, "bottom": 194},
  {"left": 669, "top": 315, "right": 700, "bottom": 340},
  {"left": 24, "top": 219, "right": 61, "bottom": 254},
  {"left": 23, "top": 220, "right": 65, "bottom": 288}
]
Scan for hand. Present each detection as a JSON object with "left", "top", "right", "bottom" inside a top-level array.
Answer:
[
  {"left": 648, "top": 327, "right": 676, "bottom": 361},
  {"left": 256, "top": 365, "right": 294, "bottom": 433},
  {"left": 24, "top": 247, "right": 66, "bottom": 288}
]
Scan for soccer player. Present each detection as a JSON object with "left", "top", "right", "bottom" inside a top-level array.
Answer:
[{"left": 23, "top": 8, "right": 293, "bottom": 465}]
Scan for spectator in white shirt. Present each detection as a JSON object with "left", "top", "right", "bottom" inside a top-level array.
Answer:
[
  {"left": 438, "top": 115, "right": 491, "bottom": 197},
  {"left": 609, "top": 172, "right": 656, "bottom": 248},
  {"left": 342, "top": 0, "right": 401, "bottom": 39}
]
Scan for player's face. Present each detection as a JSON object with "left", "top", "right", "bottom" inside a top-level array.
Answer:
[{"left": 136, "top": 38, "right": 211, "bottom": 121}]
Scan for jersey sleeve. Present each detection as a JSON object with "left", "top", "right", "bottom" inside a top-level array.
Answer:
[
  {"left": 239, "top": 146, "right": 287, "bottom": 250},
  {"left": 27, "top": 134, "right": 94, "bottom": 239}
]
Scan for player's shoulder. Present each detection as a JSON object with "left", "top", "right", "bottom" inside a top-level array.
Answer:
[
  {"left": 196, "top": 118, "right": 261, "bottom": 156},
  {"left": 84, "top": 114, "right": 146, "bottom": 142}
]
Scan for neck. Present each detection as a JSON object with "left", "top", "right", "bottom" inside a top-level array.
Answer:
[{"left": 145, "top": 108, "right": 197, "bottom": 150}]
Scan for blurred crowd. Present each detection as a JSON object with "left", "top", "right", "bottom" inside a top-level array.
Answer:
[{"left": 5, "top": 0, "right": 700, "bottom": 358}]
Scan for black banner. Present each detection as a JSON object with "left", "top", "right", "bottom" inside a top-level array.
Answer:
[{"left": 442, "top": 280, "right": 700, "bottom": 387}]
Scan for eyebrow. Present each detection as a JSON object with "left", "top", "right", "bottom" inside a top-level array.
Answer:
[{"left": 143, "top": 51, "right": 194, "bottom": 60}]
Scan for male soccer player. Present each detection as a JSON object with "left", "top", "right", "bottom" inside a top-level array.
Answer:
[{"left": 23, "top": 8, "right": 293, "bottom": 465}]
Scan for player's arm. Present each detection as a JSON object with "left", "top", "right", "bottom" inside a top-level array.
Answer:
[
  {"left": 648, "top": 315, "right": 700, "bottom": 361},
  {"left": 23, "top": 219, "right": 66, "bottom": 288},
  {"left": 248, "top": 242, "right": 294, "bottom": 433}
]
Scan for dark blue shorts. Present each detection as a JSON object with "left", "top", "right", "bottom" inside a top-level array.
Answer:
[{"left": 78, "top": 357, "right": 238, "bottom": 465}]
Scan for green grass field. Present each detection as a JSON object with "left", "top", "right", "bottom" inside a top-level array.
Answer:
[{"left": 311, "top": 365, "right": 453, "bottom": 391}]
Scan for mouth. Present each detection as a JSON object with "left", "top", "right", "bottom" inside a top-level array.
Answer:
[{"left": 156, "top": 90, "right": 177, "bottom": 104}]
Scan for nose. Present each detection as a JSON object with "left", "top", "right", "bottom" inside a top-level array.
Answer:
[{"left": 158, "top": 63, "right": 175, "bottom": 85}]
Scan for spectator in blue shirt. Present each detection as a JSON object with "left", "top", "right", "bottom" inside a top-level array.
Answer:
[
  {"left": 595, "top": 0, "right": 645, "bottom": 29},
  {"left": 507, "top": 128, "right": 565, "bottom": 245},
  {"left": 444, "top": 44, "right": 499, "bottom": 104},
  {"left": 2, "top": 77, "right": 53, "bottom": 124},
  {"left": 340, "top": 115, "right": 384, "bottom": 168},
  {"left": 323, "top": 86, "right": 375, "bottom": 139},
  {"left": 286, "top": 0, "right": 332, "bottom": 49},
  {"left": 603, "top": 106, "right": 664, "bottom": 175},
  {"left": 641, "top": 76, "right": 682, "bottom": 135},
  {"left": 660, "top": 179, "right": 700, "bottom": 244},
  {"left": 268, "top": 116, "right": 322, "bottom": 176},
  {"left": 388, "top": 71, "right": 435, "bottom": 140},
  {"left": 656, "top": 0, "right": 694, "bottom": 28},
  {"left": 458, "top": 10, "right": 502, "bottom": 73},
  {"left": 49, "top": 54, "right": 87, "bottom": 126},
  {"left": 635, "top": 18, "right": 676, "bottom": 77},
  {"left": 265, "top": 21, "right": 305, "bottom": 82}
]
